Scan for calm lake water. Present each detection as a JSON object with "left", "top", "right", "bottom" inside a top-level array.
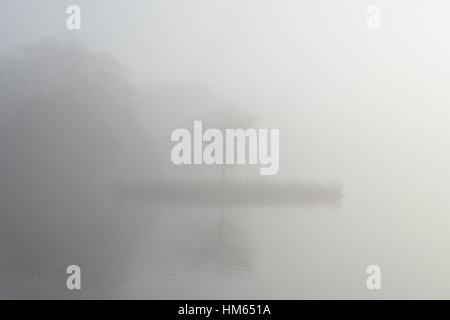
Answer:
[{"left": 1, "top": 185, "right": 450, "bottom": 299}]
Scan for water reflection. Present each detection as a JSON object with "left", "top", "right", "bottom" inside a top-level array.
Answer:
[
  {"left": 111, "top": 182, "right": 341, "bottom": 299},
  {"left": 0, "top": 182, "right": 340, "bottom": 299}
]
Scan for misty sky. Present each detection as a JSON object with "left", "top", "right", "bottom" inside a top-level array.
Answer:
[{"left": 3, "top": 1, "right": 450, "bottom": 186}]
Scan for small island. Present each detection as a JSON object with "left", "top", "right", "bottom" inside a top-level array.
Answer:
[{"left": 115, "top": 181, "right": 343, "bottom": 207}]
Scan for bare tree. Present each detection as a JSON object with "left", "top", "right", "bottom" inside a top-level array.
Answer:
[{"left": 201, "top": 106, "right": 257, "bottom": 183}]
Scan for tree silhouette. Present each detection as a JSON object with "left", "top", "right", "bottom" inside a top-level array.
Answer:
[
  {"left": 201, "top": 106, "right": 257, "bottom": 182},
  {"left": 199, "top": 106, "right": 257, "bottom": 251}
]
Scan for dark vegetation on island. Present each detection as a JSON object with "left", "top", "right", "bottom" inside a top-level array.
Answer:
[{"left": 116, "top": 181, "right": 343, "bottom": 207}]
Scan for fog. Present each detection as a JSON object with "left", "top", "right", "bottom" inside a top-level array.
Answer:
[{"left": 1, "top": 0, "right": 450, "bottom": 298}]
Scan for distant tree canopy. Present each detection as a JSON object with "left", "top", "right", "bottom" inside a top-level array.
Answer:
[
  {"left": 0, "top": 39, "right": 140, "bottom": 177},
  {"left": 201, "top": 106, "right": 257, "bottom": 130},
  {"left": 0, "top": 39, "right": 143, "bottom": 283}
]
